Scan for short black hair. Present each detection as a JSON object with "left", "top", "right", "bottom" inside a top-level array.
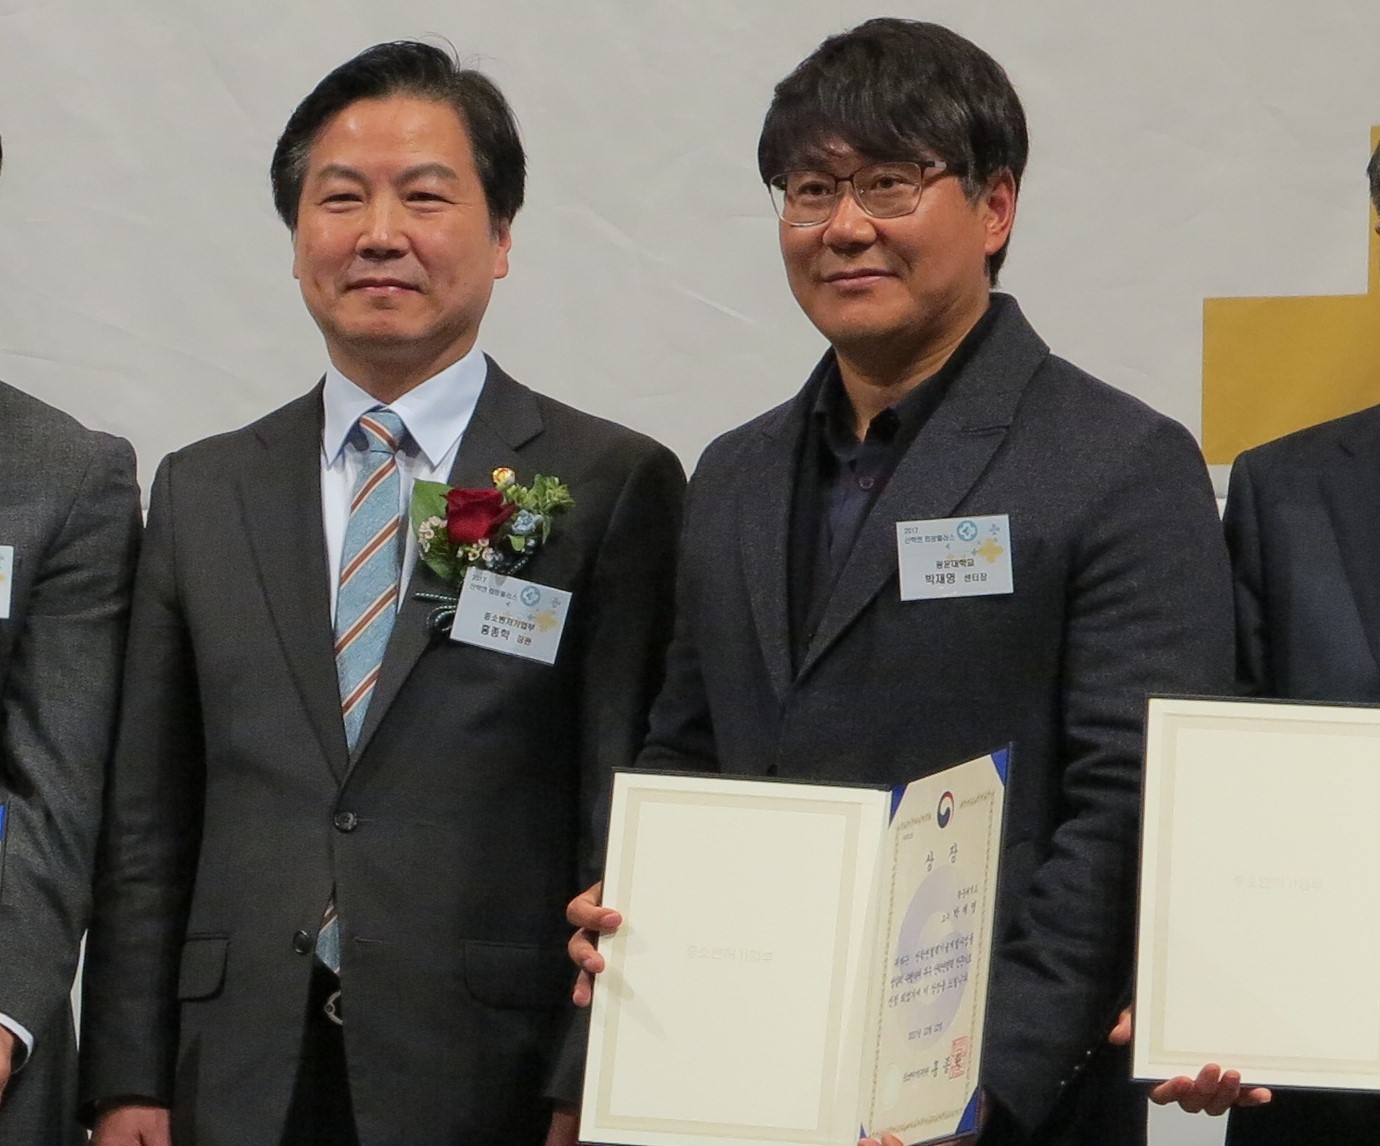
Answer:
[
  {"left": 757, "top": 19, "right": 1028, "bottom": 279},
  {"left": 270, "top": 40, "right": 525, "bottom": 231},
  {"left": 1369, "top": 140, "right": 1380, "bottom": 213}
]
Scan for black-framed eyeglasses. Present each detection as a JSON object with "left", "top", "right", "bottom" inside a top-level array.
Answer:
[{"left": 767, "top": 160, "right": 952, "bottom": 227}]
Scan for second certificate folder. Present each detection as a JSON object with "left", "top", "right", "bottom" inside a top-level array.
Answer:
[
  {"left": 1135, "top": 696, "right": 1380, "bottom": 1092},
  {"left": 580, "top": 752, "right": 1009, "bottom": 1146}
]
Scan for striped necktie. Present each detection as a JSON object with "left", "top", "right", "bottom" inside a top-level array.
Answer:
[
  {"left": 334, "top": 407, "right": 406, "bottom": 749},
  {"left": 319, "top": 407, "right": 405, "bottom": 978}
]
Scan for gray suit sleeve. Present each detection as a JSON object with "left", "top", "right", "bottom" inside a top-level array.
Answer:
[{"left": 0, "top": 434, "right": 140, "bottom": 1045}]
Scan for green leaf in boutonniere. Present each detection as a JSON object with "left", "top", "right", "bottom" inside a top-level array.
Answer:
[{"left": 411, "top": 479, "right": 458, "bottom": 584}]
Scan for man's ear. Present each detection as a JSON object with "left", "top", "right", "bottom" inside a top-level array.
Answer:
[
  {"left": 492, "top": 219, "right": 512, "bottom": 281},
  {"left": 980, "top": 170, "right": 1017, "bottom": 259}
]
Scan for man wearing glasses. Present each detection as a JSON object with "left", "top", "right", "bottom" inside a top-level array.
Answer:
[{"left": 568, "top": 19, "right": 1232, "bottom": 1144}]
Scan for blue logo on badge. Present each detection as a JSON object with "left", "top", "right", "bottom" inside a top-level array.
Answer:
[
  {"left": 520, "top": 585, "right": 542, "bottom": 607},
  {"left": 937, "top": 791, "right": 955, "bottom": 828},
  {"left": 956, "top": 520, "right": 978, "bottom": 542}
]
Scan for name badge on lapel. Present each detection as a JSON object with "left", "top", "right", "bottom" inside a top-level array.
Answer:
[
  {"left": 896, "top": 515, "right": 1013, "bottom": 601},
  {"left": 0, "top": 545, "right": 14, "bottom": 619},
  {"left": 450, "top": 567, "right": 571, "bottom": 664}
]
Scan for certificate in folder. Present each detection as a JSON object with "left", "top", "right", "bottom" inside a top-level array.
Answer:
[
  {"left": 580, "top": 752, "right": 1009, "bottom": 1146},
  {"left": 1135, "top": 696, "right": 1380, "bottom": 1091}
]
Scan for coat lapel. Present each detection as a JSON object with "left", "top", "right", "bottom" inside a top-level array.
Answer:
[
  {"left": 1322, "top": 412, "right": 1380, "bottom": 675},
  {"left": 738, "top": 400, "right": 803, "bottom": 700},
  {"left": 797, "top": 298, "right": 1050, "bottom": 681},
  {"left": 347, "top": 361, "right": 544, "bottom": 768},
  {"left": 237, "top": 386, "right": 351, "bottom": 782}
]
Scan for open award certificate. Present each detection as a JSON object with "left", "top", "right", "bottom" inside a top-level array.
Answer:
[
  {"left": 1135, "top": 697, "right": 1380, "bottom": 1091},
  {"left": 580, "top": 753, "right": 1009, "bottom": 1146}
]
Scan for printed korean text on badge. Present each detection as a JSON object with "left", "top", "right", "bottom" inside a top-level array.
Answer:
[
  {"left": 895, "top": 515, "right": 1013, "bottom": 601},
  {"left": 450, "top": 567, "right": 571, "bottom": 664}
]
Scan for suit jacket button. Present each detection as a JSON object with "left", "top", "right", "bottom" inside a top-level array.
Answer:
[
  {"left": 292, "top": 929, "right": 313, "bottom": 955},
  {"left": 334, "top": 811, "right": 359, "bottom": 832}
]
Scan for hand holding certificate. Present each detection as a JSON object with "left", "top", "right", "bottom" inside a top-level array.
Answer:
[{"left": 579, "top": 753, "right": 1008, "bottom": 1146}]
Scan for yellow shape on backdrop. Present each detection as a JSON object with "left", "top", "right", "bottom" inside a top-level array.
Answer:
[{"left": 1202, "top": 127, "right": 1380, "bottom": 465}]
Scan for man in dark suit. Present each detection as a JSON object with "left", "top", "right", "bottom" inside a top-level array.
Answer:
[
  {"left": 1217, "top": 397, "right": 1380, "bottom": 1146},
  {"left": 78, "top": 43, "right": 683, "bottom": 1146},
  {"left": 0, "top": 134, "right": 142, "bottom": 1146},
  {"left": 568, "top": 20, "right": 1233, "bottom": 1145},
  {"left": 1138, "top": 141, "right": 1380, "bottom": 1143}
]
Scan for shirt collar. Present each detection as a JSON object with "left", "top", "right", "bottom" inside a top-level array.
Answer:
[{"left": 322, "top": 345, "right": 488, "bottom": 467}]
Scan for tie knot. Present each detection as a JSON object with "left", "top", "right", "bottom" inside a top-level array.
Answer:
[{"left": 356, "top": 408, "right": 406, "bottom": 456}]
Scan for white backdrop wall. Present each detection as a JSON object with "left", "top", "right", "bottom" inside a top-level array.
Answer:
[
  {"left": 2, "top": 0, "right": 1378, "bottom": 493},
  {"left": 5, "top": 5, "right": 1375, "bottom": 1143}
]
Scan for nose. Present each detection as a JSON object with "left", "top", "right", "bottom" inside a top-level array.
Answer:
[
  {"left": 820, "top": 187, "right": 877, "bottom": 251},
  {"left": 356, "top": 196, "right": 408, "bottom": 259}
]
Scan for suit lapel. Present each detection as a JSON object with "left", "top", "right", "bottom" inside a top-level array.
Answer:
[
  {"left": 237, "top": 387, "right": 351, "bottom": 782},
  {"left": 1322, "top": 414, "right": 1380, "bottom": 674},
  {"left": 798, "top": 298, "right": 1049, "bottom": 680},
  {"left": 347, "top": 361, "right": 544, "bottom": 768},
  {"left": 739, "top": 401, "right": 802, "bottom": 701}
]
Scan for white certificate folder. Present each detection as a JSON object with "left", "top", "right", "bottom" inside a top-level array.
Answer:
[
  {"left": 1136, "top": 697, "right": 1380, "bottom": 1091},
  {"left": 581, "top": 753, "right": 1009, "bottom": 1146}
]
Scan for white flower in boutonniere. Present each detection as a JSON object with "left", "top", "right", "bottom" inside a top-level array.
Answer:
[{"left": 417, "top": 515, "right": 444, "bottom": 548}]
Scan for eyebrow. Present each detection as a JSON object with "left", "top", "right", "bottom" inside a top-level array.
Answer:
[{"left": 311, "top": 162, "right": 461, "bottom": 184}]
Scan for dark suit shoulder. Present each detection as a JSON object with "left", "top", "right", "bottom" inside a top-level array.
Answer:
[
  {"left": 1233, "top": 402, "right": 1380, "bottom": 482},
  {"left": 0, "top": 379, "right": 134, "bottom": 463},
  {"left": 689, "top": 396, "right": 795, "bottom": 484},
  {"left": 996, "top": 354, "right": 1210, "bottom": 510},
  {"left": 472, "top": 360, "right": 683, "bottom": 488},
  {"left": 525, "top": 386, "right": 679, "bottom": 469},
  {"left": 697, "top": 331, "right": 1193, "bottom": 482},
  {"left": 155, "top": 389, "right": 320, "bottom": 477},
  {"left": 1025, "top": 353, "right": 1192, "bottom": 444}
]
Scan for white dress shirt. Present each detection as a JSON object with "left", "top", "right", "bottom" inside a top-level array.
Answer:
[{"left": 321, "top": 346, "right": 487, "bottom": 619}]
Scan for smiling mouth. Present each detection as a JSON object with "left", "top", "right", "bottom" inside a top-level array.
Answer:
[
  {"left": 822, "top": 269, "right": 894, "bottom": 284},
  {"left": 348, "top": 279, "right": 421, "bottom": 292}
]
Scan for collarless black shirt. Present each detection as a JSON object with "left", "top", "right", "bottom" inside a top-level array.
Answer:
[{"left": 788, "top": 303, "right": 999, "bottom": 670}]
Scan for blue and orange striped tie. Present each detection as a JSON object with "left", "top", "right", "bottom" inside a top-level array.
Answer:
[
  {"left": 334, "top": 408, "right": 406, "bottom": 749},
  {"left": 319, "top": 407, "right": 405, "bottom": 977}
]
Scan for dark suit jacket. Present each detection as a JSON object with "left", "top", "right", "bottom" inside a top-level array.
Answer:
[
  {"left": 78, "top": 361, "right": 684, "bottom": 1146},
  {"left": 640, "top": 296, "right": 1234, "bottom": 1145},
  {"left": 1223, "top": 404, "right": 1380, "bottom": 1146},
  {"left": 0, "top": 382, "right": 139, "bottom": 1146}
]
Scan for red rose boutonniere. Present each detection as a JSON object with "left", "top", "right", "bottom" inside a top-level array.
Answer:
[
  {"left": 445, "top": 486, "right": 516, "bottom": 545},
  {"left": 411, "top": 467, "right": 574, "bottom": 586}
]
